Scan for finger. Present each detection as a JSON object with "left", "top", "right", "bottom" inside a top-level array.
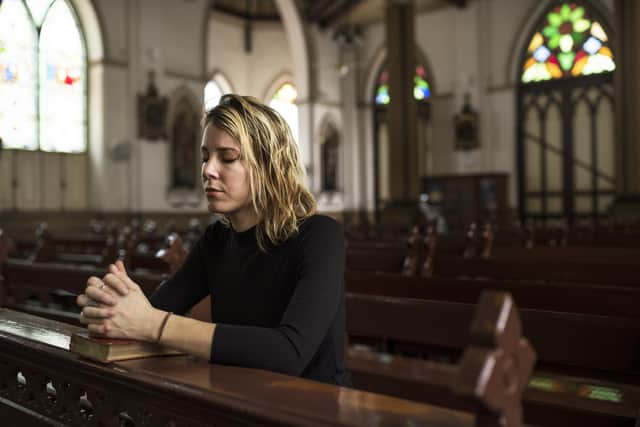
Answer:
[
  {"left": 76, "top": 294, "right": 90, "bottom": 307},
  {"left": 88, "top": 322, "right": 111, "bottom": 336},
  {"left": 103, "top": 273, "right": 129, "bottom": 296},
  {"left": 110, "top": 268, "right": 139, "bottom": 293},
  {"left": 82, "top": 306, "right": 113, "bottom": 319},
  {"left": 79, "top": 310, "right": 107, "bottom": 325},
  {"left": 85, "top": 285, "right": 117, "bottom": 306},
  {"left": 87, "top": 276, "right": 104, "bottom": 289},
  {"left": 109, "top": 263, "right": 121, "bottom": 276},
  {"left": 86, "top": 276, "right": 116, "bottom": 299},
  {"left": 115, "top": 260, "right": 128, "bottom": 276}
]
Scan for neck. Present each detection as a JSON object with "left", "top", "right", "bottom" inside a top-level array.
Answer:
[{"left": 229, "top": 213, "right": 258, "bottom": 232}]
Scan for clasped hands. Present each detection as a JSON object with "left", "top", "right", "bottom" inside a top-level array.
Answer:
[{"left": 76, "top": 260, "right": 165, "bottom": 341}]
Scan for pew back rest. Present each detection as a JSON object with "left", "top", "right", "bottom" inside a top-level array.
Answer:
[
  {"left": 346, "top": 293, "right": 640, "bottom": 380},
  {"left": 433, "top": 255, "right": 640, "bottom": 287}
]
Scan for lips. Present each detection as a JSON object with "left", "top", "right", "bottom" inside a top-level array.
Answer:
[{"left": 205, "top": 188, "right": 224, "bottom": 197}]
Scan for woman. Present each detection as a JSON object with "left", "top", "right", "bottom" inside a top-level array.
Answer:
[{"left": 76, "top": 94, "right": 351, "bottom": 386}]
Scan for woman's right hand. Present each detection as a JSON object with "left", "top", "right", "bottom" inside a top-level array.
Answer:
[{"left": 76, "top": 263, "right": 130, "bottom": 333}]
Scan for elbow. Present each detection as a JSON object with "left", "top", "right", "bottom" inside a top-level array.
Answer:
[{"left": 271, "top": 328, "right": 308, "bottom": 376}]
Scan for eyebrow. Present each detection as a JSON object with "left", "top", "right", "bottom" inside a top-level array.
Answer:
[{"left": 200, "top": 146, "right": 240, "bottom": 153}]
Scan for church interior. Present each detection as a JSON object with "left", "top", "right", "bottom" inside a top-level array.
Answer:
[{"left": 1, "top": 0, "right": 640, "bottom": 426}]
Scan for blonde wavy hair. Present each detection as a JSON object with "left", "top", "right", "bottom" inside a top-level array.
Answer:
[{"left": 204, "top": 94, "right": 316, "bottom": 251}]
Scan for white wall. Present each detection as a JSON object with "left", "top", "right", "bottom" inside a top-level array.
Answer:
[{"left": 207, "top": 13, "right": 293, "bottom": 100}]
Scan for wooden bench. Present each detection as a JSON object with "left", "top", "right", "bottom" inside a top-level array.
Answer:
[
  {"left": 345, "top": 292, "right": 640, "bottom": 426},
  {"left": 431, "top": 255, "right": 640, "bottom": 287},
  {"left": 0, "top": 260, "right": 166, "bottom": 324},
  {"left": 0, "top": 304, "right": 535, "bottom": 427},
  {"left": 345, "top": 290, "right": 640, "bottom": 383},
  {"left": 29, "top": 231, "right": 118, "bottom": 267},
  {"left": 346, "top": 270, "right": 640, "bottom": 319}
]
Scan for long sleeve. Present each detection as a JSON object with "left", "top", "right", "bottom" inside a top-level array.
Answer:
[
  {"left": 210, "top": 216, "right": 345, "bottom": 377},
  {"left": 149, "top": 232, "right": 210, "bottom": 316}
]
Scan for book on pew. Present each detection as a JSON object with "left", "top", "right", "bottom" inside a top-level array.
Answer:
[{"left": 70, "top": 332, "right": 182, "bottom": 363}]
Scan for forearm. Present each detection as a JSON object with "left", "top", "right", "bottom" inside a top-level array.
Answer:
[{"left": 151, "top": 309, "right": 216, "bottom": 360}]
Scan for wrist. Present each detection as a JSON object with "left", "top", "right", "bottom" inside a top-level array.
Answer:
[{"left": 146, "top": 308, "right": 168, "bottom": 342}]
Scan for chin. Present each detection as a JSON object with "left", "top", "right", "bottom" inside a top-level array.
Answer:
[{"left": 206, "top": 200, "right": 235, "bottom": 215}]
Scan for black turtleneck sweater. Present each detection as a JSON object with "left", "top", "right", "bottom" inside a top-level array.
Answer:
[{"left": 149, "top": 214, "right": 351, "bottom": 386}]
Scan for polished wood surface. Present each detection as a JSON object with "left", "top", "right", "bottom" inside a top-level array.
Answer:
[{"left": 0, "top": 308, "right": 500, "bottom": 427}]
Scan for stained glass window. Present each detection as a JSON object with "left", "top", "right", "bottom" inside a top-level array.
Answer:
[
  {"left": 375, "top": 65, "right": 431, "bottom": 105},
  {"left": 521, "top": 3, "right": 615, "bottom": 83},
  {"left": 0, "top": 0, "right": 38, "bottom": 150},
  {"left": 39, "top": 0, "right": 85, "bottom": 152},
  {"left": 0, "top": 0, "right": 86, "bottom": 153},
  {"left": 269, "top": 83, "right": 298, "bottom": 143}
]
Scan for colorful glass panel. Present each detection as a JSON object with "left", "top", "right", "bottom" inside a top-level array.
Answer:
[
  {"left": 269, "top": 83, "right": 298, "bottom": 143},
  {"left": 38, "top": 0, "right": 86, "bottom": 153},
  {"left": 0, "top": 0, "right": 38, "bottom": 150},
  {"left": 204, "top": 80, "right": 223, "bottom": 111},
  {"left": 522, "top": 3, "right": 615, "bottom": 83},
  {"left": 375, "top": 66, "right": 431, "bottom": 105}
]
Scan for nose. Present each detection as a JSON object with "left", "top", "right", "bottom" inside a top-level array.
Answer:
[{"left": 202, "top": 157, "right": 220, "bottom": 180}]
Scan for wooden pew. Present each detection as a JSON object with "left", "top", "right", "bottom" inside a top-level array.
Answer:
[
  {"left": 345, "top": 291, "right": 640, "bottom": 384},
  {"left": 0, "top": 259, "right": 166, "bottom": 324},
  {"left": 346, "top": 244, "right": 640, "bottom": 285},
  {"left": 346, "top": 270, "right": 640, "bottom": 319},
  {"left": 348, "top": 349, "right": 640, "bottom": 427},
  {"left": 488, "top": 245, "right": 640, "bottom": 264},
  {"left": 0, "top": 305, "right": 535, "bottom": 427},
  {"left": 345, "top": 292, "right": 640, "bottom": 426},
  {"left": 431, "top": 255, "right": 640, "bottom": 287},
  {"left": 3, "top": 259, "right": 636, "bottom": 426},
  {"left": 31, "top": 232, "right": 117, "bottom": 267}
]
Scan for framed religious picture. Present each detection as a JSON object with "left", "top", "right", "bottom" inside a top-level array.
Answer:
[
  {"left": 454, "top": 93, "right": 479, "bottom": 151},
  {"left": 137, "top": 71, "right": 168, "bottom": 141},
  {"left": 169, "top": 97, "right": 199, "bottom": 190}
]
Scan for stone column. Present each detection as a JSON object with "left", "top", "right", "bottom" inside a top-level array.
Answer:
[
  {"left": 385, "top": 0, "right": 419, "bottom": 202},
  {"left": 340, "top": 44, "right": 363, "bottom": 213}
]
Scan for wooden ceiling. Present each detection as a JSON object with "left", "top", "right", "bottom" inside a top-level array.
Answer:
[{"left": 210, "top": 0, "right": 469, "bottom": 27}]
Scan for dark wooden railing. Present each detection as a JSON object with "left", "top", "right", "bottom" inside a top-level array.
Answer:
[{"left": 0, "top": 304, "right": 534, "bottom": 427}]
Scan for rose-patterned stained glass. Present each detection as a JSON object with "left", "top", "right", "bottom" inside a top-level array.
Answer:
[
  {"left": 38, "top": 0, "right": 86, "bottom": 152},
  {"left": 0, "top": 0, "right": 38, "bottom": 150},
  {"left": 521, "top": 3, "right": 615, "bottom": 83},
  {"left": 375, "top": 65, "right": 431, "bottom": 105},
  {"left": 269, "top": 83, "right": 298, "bottom": 144}
]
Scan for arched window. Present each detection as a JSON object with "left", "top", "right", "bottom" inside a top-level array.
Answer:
[
  {"left": 204, "top": 81, "right": 223, "bottom": 111},
  {"left": 0, "top": 0, "right": 86, "bottom": 153},
  {"left": 204, "top": 72, "right": 233, "bottom": 111},
  {"left": 521, "top": 3, "right": 615, "bottom": 83},
  {"left": 269, "top": 82, "right": 298, "bottom": 143},
  {"left": 374, "top": 65, "right": 431, "bottom": 105},
  {"left": 518, "top": 2, "right": 616, "bottom": 223},
  {"left": 372, "top": 63, "right": 433, "bottom": 208}
]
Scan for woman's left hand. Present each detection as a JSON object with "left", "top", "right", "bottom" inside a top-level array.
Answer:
[{"left": 80, "top": 260, "right": 165, "bottom": 341}]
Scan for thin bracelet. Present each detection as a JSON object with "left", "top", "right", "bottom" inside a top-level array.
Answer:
[{"left": 156, "top": 312, "right": 172, "bottom": 344}]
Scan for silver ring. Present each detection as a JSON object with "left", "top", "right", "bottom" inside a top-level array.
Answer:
[
  {"left": 87, "top": 299, "right": 99, "bottom": 307},
  {"left": 100, "top": 284, "right": 105, "bottom": 290}
]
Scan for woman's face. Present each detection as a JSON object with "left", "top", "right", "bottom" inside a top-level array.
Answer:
[{"left": 201, "top": 124, "right": 256, "bottom": 229}]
